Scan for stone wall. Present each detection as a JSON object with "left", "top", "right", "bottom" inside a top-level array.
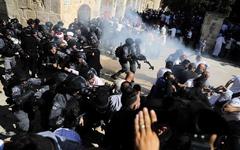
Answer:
[
  {"left": 60, "top": 0, "right": 159, "bottom": 27},
  {"left": 61, "top": 0, "right": 100, "bottom": 26},
  {"left": 0, "top": 0, "right": 161, "bottom": 27},
  {"left": 0, "top": 0, "right": 61, "bottom": 26},
  {"left": 200, "top": 12, "right": 226, "bottom": 52}
]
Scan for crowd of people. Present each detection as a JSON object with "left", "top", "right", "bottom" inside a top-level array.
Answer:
[
  {"left": 139, "top": 8, "right": 240, "bottom": 64},
  {"left": 139, "top": 8, "right": 205, "bottom": 49},
  {"left": 0, "top": 9, "right": 240, "bottom": 150},
  {"left": 212, "top": 20, "right": 240, "bottom": 62}
]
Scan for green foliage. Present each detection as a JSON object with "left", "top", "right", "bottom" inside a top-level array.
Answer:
[
  {"left": 162, "top": 0, "right": 199, "bottom": 10},
  {"left": 162, "top": 0, "right": 232, "bottom": 15}
]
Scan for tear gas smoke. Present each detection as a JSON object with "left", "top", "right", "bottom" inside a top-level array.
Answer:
[{"left": 99, "top": 8, "right": 196, "bottom": 61}]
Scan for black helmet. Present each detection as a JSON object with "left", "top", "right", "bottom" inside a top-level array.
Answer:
[
  {"left": 87, "top": 68, "right": 97, "bottom": 78},
  {"left": 27, "top": 18, "right": 34, "bottom": 25},
  {"left": 92, "top": 85, "right": 110, "bottom": 111},
  {"left": 50, "top": 42, "right": 57, "bottom": 48},
  {"left": 76, "top": 51, "right": 86, "bottom": 60},
  {"left": 45, "top": 21, "right": 53, "bottom": 28},
  {"left": 10, "top": 18, "right": 19, "bottom": 24},
  {"left": 34, "top": 18, "right": 40, "bottom": 25},
  {"left": 14, "top": 67, "right": 30, "bottom": 82},
  {"left": 57, "top": 21, "right": 64, "bottom": 26},
  {"left": 125, "top": 38, "right": 134, "bottom": 45},
  {"left": 55, "top": 27, "right": 62, "bottom": 32},
  {"left": 61, "top": 28, "right": 67, "bottom": 34},
  {"left": 67, "top": 76, "right": 87, "bottom": 93},
  {"left": 86, "top": 71, "right": 95, "bottom": 81},
  {"left": 45, "top": 42, "right": 57, "bottom": 51},
  {"left": 24, "top": 26, "right": 33, "bottom": 35}
]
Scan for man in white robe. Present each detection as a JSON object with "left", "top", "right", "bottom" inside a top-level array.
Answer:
[
  {"left": 169, "top": 27, "right": 176, "bottom": 38},
  {"left": 161, "top": 25, "right": 167, "bottom": 45},
  {"left": 212, "top": 35, "right": 226, "bottom": 57}
]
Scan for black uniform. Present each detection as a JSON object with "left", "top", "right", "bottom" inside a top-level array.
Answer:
[
  {"left": 11, "top": 77, "right": 49, "bottom": 132},
  {"left": 21, "top": 28, "right": 39, "bottom": 77},
  {"left": 111, "top": 38, "right": 137, "bottom": 79},
  {"left": 85, "top": 48, "right": 102, "bottom": 77}
]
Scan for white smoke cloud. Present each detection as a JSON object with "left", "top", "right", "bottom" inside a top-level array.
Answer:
[{"left": 99, "top": 8, "right": 196, "bottom": 61}]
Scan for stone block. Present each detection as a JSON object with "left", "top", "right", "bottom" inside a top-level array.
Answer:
[
  {"left": 5, "top": 0, "right": 16, "bottom": 6},
  {"left": 48, "top": 13, "right": 61, "bottom": 23},
  {"left": 36, "top": 11, "right": 49, "bottom": 22},
  {"left": 201, "top": 12, "right": 225, "bottom": 51},
  {"left": 43, "top": 0, "right": 51, "bottom": 12},
  {"left": 18, "top": 0, "right": 29, "bottom": 9},
  {"left": 18, "top": 9, "right": 24, "bottom": 18},
  {"left": 50, "top": 0, "right": 60, "bottom": 13},
  {"left": 25, "top": 9, "right": 37, "bottom": 19},
  {"left": 6, "top": 5, "right": 18, "bottom": 18}
]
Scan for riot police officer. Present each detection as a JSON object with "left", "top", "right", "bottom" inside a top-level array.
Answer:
[
  {"left": 11, "top": 72, "right": 49, "bottom": 133},
  {"left": 21, "top": 26, "right": 39, "bottom": 77},
  {"left": 1, "top": 29, "right": 23, "bottom": 81},
  {"left": 111, "top": 38, "right": 137, "bottom": 79}
]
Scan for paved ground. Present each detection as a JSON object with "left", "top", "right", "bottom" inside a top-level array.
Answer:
[{"left": 0, "top": 51, "right": 240, "bottom": 135}]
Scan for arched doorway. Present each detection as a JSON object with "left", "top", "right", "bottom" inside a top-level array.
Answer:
[{"left": 78, "top": 4, "right": 91, "bottom": 23}]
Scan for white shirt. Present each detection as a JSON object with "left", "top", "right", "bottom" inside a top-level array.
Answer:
[
  {"left": 0, "top": 139, "right": 4, "bottom": 150},
  {"left": 165, "top": 15, "right": 170, "bottom": 24},
  {"left": 229, "top": 75, "right": 240, "bottom": 94},
  {"left": 209, "top": 90, "right": 233, "bottom": 105},
  {"left": 108, "top": 94, "right": 122, "bottom": 112},
  {"left": 187, "top": 31, "right": 192, "bottom": 39},
  {"left": 90, "top": 75, "right": 105, "bottom": 87},
  {"left": 157, "top": 68, "right": 172, "bottom": 79},
  {"left": 223, "top": 97, "right": 240, "bottom": 121},
  {"left": 184, "top": 78, "right": 194, "bottom": 88},
  {"left": 169, "top": 28, "right": 176, "bottom": 38},
  {"left": 161, "top": 26, "right": 167, "bottom": 35},
  {"left": 216, "top": 36, "right": 226, "bottom": 45}
]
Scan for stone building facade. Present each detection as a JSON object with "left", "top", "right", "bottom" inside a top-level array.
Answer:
[
  {"left": 0, "top": 0, "right": 161, "bottom": 26},
  {"left": 0, "top": 0, "right": 61, "bottom": 26}
]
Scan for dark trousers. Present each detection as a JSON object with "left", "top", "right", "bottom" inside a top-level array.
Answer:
[{"left": 225, "top": 121, "right": 240, "bottom": 150}]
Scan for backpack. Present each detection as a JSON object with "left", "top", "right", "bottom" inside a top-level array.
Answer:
[{"left": 115, "top": 45, "right": 124, "bottom": 58}]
